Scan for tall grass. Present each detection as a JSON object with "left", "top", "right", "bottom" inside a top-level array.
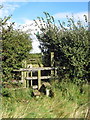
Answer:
[{"left": 1, "top": 82, "right": 89, "bottom": 118}]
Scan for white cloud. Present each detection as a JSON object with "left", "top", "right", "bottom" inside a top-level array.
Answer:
[
  {"left": 54, "top": 11, "right": 88, "bottom": 22},
  {"left": 20, "top": 19, "right": 42, "bottom": 53},
  {"left": 0, "top": 3, "right": 19, "bottom": 18},
  {"left": 30, "top": 38, "right": 41, "bottom": 53},
  {"left": 23, "top": 19, "right": 46, "bottom": 34}
]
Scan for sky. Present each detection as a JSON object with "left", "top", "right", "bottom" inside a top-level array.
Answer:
[{"left": 0, "top": 1, "right": 89, "bottom": 53}]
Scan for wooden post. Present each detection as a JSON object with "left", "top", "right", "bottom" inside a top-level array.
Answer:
[
  {"left": 31, "top": 71, "right": 33, "bottom": 87},
  {"left": 21, "top": 71, "right": 24, "bottom": 82},
  {"left": 51, "top": 52, "right": 54, "bottom": 76},
  {"left": 55, "top": 68, "right": 57, "bottom": 77},
  {"left": 46, "top": 88, "right": 50, "bottom": 97},
  {"left": 38, "top": 70, "right": 41, "bottom": 90},
  {"left": 21, "top": 71, "right": 27, "bottom": 87},
  {"left": 51, "top": 52, "right": 54, "bottom": 67},
  {"left": 21, "top": 60, "right": 27, "bottom": 87}
]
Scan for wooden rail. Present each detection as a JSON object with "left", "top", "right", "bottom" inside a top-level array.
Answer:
[
  {"left": 26, "top": 76, "right": 51, "bottom": 80},
  {"left": 13, "top": 67, "right": 57, "bottom": 72},
  {"left": 13, "top": 67, "right": 57, "bottom": 90}
]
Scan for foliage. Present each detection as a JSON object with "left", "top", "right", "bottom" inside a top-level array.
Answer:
[
  {"left": 1, "top": 15, "right": 32, "bottom": 82},
  {"left": 34, "top": 12, "right": 90, "bottom": 84}
]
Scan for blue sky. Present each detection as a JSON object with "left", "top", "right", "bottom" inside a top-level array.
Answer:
[
  {"left": 0, "top": 2, "right": 88, "bottom": 53},
  {"left": 5, "top": 2, "right": 88, "bottom": 23}
]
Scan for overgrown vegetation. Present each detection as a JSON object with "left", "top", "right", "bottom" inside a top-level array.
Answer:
[
  {"left": 1, "top": 83, "right": 89, "bottom": 118},
  {"left": 1, "top": 13, "right": 32, "bottom": 82},
  {"left": 35, "top": 12, "right": 90, "bottom": 84}
]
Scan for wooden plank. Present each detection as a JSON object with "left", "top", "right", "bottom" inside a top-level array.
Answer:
[
  {"left": 42, "top": 82, "right": 51, "bottom": 87},
  {"left": 32, "top": 85, "right": 38, "bottom": 89},
  {"left": 33, "top": 90, "right": 41, "bottom": 96},
  {"left": 26, "top": 77, "right": 38, "bottom": 80},
  {"left": 13, "top": 67, "right": 57, "bottom": 72},
  {"left": 26, "top": 76, "right": 51, "bottom": 80},
  {"left": 41, "top": 76, "right": 51, "bottom": 79}
]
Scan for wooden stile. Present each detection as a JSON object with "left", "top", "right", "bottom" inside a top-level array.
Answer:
[{"left": 38, "top": 70, "right": 41, "bottom": 90}]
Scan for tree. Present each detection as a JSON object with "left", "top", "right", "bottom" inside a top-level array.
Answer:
[
  {"left": 34, "top": 12, "right": 89, "bottom": 84},
  {"left": 1, "top": 15, "right": 32, "bottom": 82}
]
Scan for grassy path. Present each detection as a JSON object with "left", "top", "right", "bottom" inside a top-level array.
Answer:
[{"left": 1, "top": 83, "right": 89, "bottom": 118}]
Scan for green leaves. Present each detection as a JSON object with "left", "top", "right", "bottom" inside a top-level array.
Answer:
[
  {"left": 2, "top": 15, "right": 32, "bottom": 82},
  {"left": 35, "top": 12, "right": 89, "bottom": 84}
]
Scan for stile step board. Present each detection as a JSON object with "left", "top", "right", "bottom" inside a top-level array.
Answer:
[
  {"left": 26, "top": 77, "right": 37, "bottom": 80},
  {"left": 33, "top": 90, "right": 41, "bottom": 97},
  {"left": 42, "top": 82, "right": 51, "bottom": 87},
  {"left": 26, "top": 76, "right": 51, "bottom": 80},
  {"left": 32, "top": 85, "right": 38, "bottom": 89},
  {"left": 41, "top": 76, "right": 51, "bottom": 79}
]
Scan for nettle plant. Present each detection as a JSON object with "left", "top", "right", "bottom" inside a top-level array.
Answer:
[{"left": 34, "top": 12, "right": 89, "bottom": 84}]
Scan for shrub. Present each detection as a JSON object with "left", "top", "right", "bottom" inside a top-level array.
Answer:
[
  {"left": 34, "top": 12, "right": 89, "bottom": 84},
  {"left": 1, "top": 9, "right": 32, "bottom": 82}
]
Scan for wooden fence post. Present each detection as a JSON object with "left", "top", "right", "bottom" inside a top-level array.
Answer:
[
  {"left": 38, "top": 70, "right": 41, "bottom": 90},
  {"left": 21, "top": 71, "right": 27, "bottom": 87},
  {"left": 55, "top": 68, "right": 57, "bottom": 77},
  {"left": 51, "top": 52, "right": 54, "bottom": 76},
  {"left": 21, "top": 60, "right": 27, "bottom": 87},
  {"left": 31, "top": 71, "right": 33, "bottom": 87}
]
